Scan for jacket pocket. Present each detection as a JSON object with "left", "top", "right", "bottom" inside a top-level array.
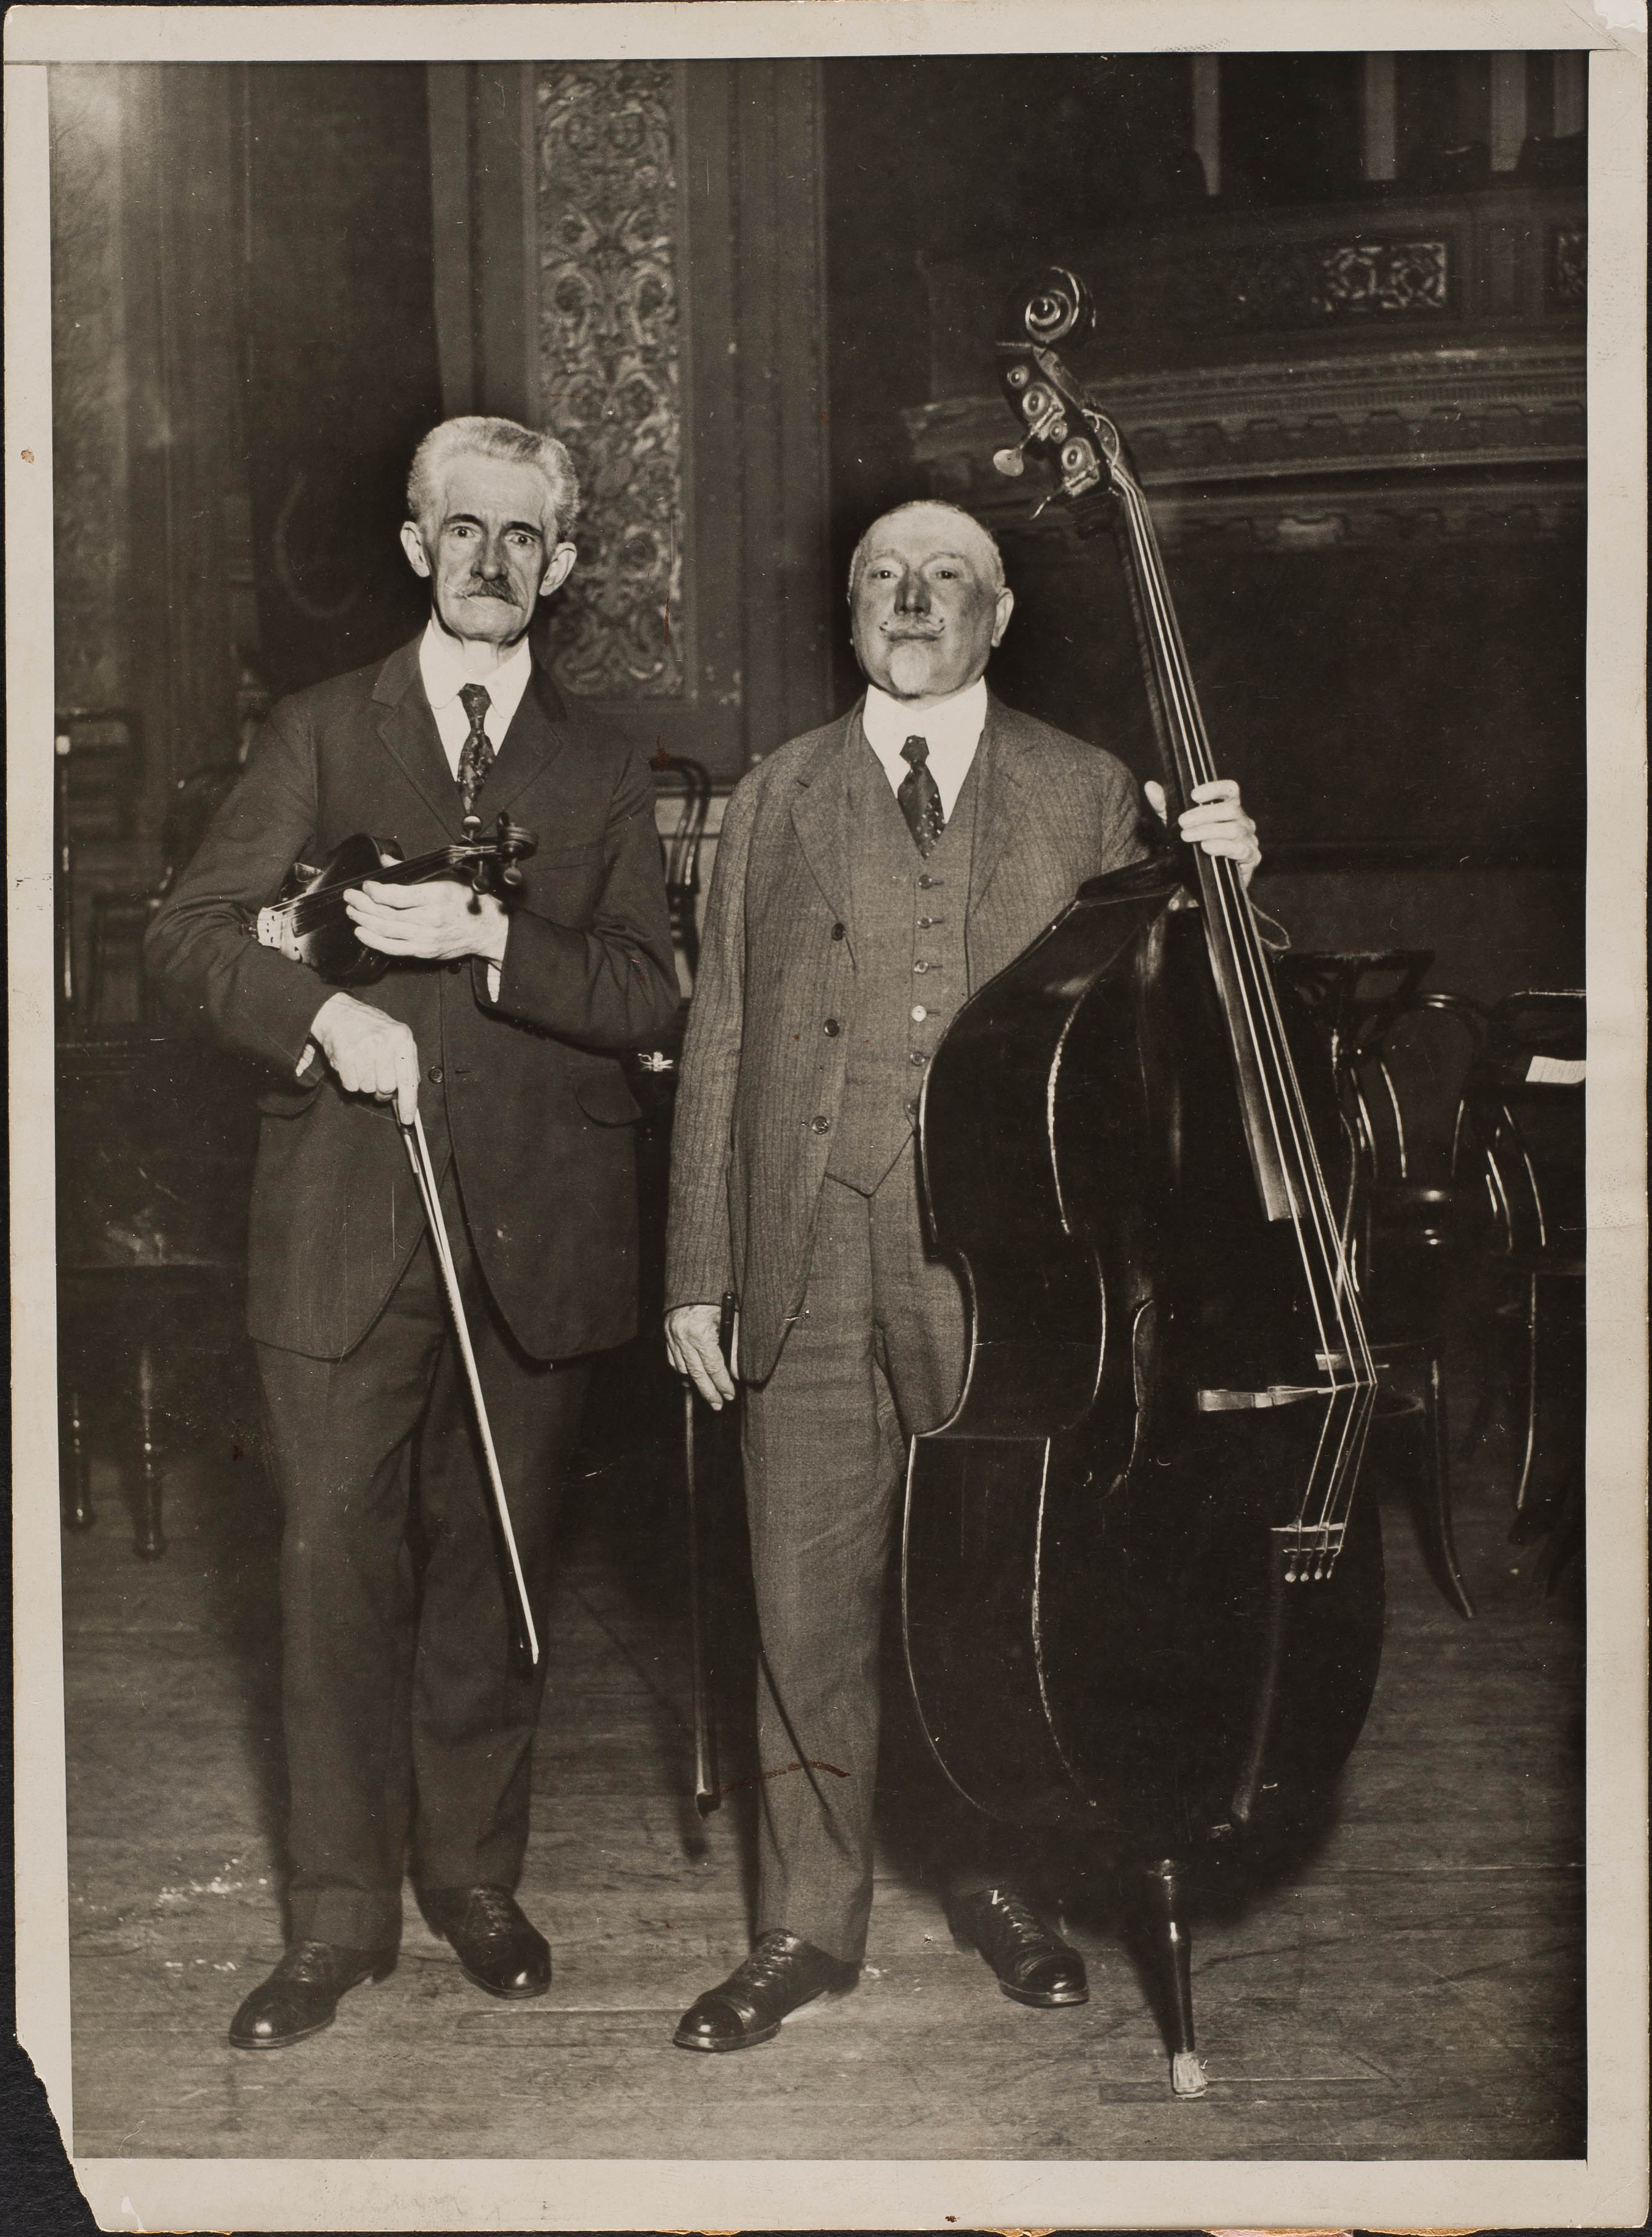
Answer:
[
  {"left": 569, "top": 1057, "right": 642, "bottom": 1126},
  {"left": 255, "top": 1073, "right": 325, "bottom": 1118}
]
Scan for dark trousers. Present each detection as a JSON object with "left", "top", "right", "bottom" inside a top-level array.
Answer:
[
  {"left": 742, "top": 1150, "right": 1003, "bottom": 1963},
  {"left": 255, "top": 1164, "right": 590, "bottom": 1949}
]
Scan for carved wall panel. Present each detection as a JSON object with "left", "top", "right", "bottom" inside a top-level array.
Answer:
[
  {"left": 907, "top": 341, "right": 1585, "bottom": 548},
  {"left": 534, "top": 62, "right": 687, "bottom": 702}
]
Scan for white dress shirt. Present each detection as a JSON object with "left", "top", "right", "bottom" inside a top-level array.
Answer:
[
  {"left": 419, "top": 618, "right": 534, "bottom": 775},
  {"left": 861, "top": 676, "right": 988, "bottom": 821}
]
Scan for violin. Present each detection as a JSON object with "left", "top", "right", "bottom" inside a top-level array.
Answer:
[
  {"left": 900, "top": 269, "right": 1385, "bottom": 2097},
  {"left": 254, "top": 811, "right": 537, "bottom": 985}
]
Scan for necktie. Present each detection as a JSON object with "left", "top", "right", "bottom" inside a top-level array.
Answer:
[
  {"left": 898, "top": 734, "right": 946, "bottom": 858},
  {"left": 456, "top": 683, "right": 494, "bottom": 815}
]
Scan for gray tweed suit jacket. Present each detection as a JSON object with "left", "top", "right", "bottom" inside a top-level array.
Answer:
[{"left": 665, "top": 691, "right": 1149, "bottom": 1384}]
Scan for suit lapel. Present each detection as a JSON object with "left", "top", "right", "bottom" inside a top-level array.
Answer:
[
  {"left": 789, "top": 708, "right": 857, "bottom": 932},
  {"left": 371, "top": 639, "right": 467, "bottom": 837},
  {"left": 473, "top": 658, "right": 567, "bottom": 819},
  {"left": 968, "top": 693, "right": 1037, "bottom": 916}
]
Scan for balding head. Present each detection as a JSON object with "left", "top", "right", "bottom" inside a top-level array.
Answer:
[
  {"left": 847, "top": 501, "right": 1005, "bottom": 603},
  {"left": 847, "top": 500, "right": 1014, "bottom": 705}
]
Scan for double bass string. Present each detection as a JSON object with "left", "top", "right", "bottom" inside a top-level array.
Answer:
[{"left": 1113, "top": 463, "right": 1377, "bottom": 1560}]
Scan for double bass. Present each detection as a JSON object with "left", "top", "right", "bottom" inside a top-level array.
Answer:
[{"left": 901, "top": 269, "right": 1385, "bottom": 2096}]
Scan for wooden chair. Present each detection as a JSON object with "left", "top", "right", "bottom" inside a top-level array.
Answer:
[
  {"left": 1281, "top": 952, "right": 1478, "bottom": 1618},
  {"left": 653, "top": 753, "right": 712, "bottom": 987},
  {"left": 1454, "top": 991, "right": 1586, "bottom": 1581}
]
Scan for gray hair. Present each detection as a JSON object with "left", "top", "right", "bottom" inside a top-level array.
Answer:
[
  {"left": 847, "top": 499, "right": 1005, "bottom": 600},
  {"left": 406, "top": 415, "right": 581, "bottom": 537}
]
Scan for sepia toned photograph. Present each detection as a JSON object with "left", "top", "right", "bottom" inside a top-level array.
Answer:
[{"left": 6, "top": 4, "right": 1646, "bottom": 2230}]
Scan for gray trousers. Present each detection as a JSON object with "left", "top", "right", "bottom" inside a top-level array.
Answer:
[{"left": 743, "top": 1148, "right": 1000, "bottom": 1962}]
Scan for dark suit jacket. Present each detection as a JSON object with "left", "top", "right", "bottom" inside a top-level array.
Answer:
[
  {"left": 146, "top": 637, "right": 680, "bottom": 1361},
  {"left": 665, "top": 692, "right": 1150, "bottom": 1383}
]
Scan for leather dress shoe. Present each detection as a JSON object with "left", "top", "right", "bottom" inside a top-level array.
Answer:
[
  {"left": 228, "top": 1940, "right": 397, "bottom": 2050},
  {"left": 673, "top": 1929, "right": 859, "bottom": 2051},
  {"left": 424, "top": 1885, "right": 551, "bottom": 1998},
  {"left": 951, "top": 1887, "right": 1089, "bottom": 2007}
]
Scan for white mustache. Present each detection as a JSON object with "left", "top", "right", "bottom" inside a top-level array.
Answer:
[{"left": 882, "top": 623, "right": 944, "bottom": 640}]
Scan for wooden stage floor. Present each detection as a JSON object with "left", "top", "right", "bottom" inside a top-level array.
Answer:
[{"left": 60, "top": 1344, "right": 1584, "bottom": 2163}]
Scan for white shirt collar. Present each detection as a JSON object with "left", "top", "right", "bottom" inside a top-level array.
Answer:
[
  {"left": 418, "top": 616, "right": 534, "bottom": 730},
  {"left": 860, "top": 676, "right": 988, "bottom": 821},
  {"left": 861, "top": 676, "right": 987, "bottom": 758}
]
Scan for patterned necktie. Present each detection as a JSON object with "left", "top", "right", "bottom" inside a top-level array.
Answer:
[
  {"left": 898, "top": 734, "right": 946, "bottom": 858},
  {"left": 455, "top": 682, "right": 494, "bottom": 815}
]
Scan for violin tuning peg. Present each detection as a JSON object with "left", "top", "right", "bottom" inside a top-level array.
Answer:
[
  {"left": 993, "top": 445, "right": 1027, "bottom": 479},
  {"left": 502, "top": 866, "right": 524, "bottom": 890}
]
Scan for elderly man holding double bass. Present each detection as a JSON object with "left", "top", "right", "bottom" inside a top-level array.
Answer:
[
  {"left": 148, "top": 415, "right": 679, "bottom": 2050},
  {"left": 665, "top": 498, "right": 1261, "bottom": 2051}
]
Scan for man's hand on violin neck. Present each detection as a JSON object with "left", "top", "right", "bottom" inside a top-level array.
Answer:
[
  {"left": 310, "top": 992, "right": 422, "bottom": 1125},
  {"left": 1145, "top": 776, "right": 1262, "bottom": 887},
  {"left": 346, "top": 879, "right": 510, "bottom": 965},
  {"left": 665, "top": 1303, "right": 737, "bottom": 1410}
]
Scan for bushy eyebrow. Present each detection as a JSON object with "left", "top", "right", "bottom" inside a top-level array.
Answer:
[{"left": 443, "top": 511, "right": 545, "bottom": 539}]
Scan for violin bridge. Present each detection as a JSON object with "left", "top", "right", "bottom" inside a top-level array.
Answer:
[{"left": 1273, "top": 1520, "right": 1346, "bottom": 1584}]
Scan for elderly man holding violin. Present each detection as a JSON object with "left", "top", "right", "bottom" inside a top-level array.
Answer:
[
  {"left": 665, "top": 498, "right": 1261, "bottom": 2053},
  {"left": 147, "top": 415, "right": 679, "bottom": 2050}
]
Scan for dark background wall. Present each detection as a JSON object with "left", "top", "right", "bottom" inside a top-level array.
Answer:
[
  {"left": 817, "top": 52, "right": 1586, "bottom": 994},
  {"left": 51, "top": 53, "right": 1587, "bottom": 1004}
]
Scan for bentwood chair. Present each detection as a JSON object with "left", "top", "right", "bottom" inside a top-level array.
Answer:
[
  {"left": 1280, "top": 952, "right": 1477, "bottom": 1618},
  {"left": 1454, "top": 990, "right": 1586, "bottom": 1584}
]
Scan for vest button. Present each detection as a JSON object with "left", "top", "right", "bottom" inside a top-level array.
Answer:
[
  {"left": 909, "top": 1050, "right": 927, "bottom": 1067},
  {"left": 823, "top": 1018, "right": 841, "bottom": 1036},
  {"left": 910, "top": 1005, "right": 927, "bottom": 1023},
  {"left": 427, "top": 1065, "right": 444, "bottom": 1085},
  {"left": 810, "top": 1114, "right": 831, "bottom": 1134},
  {"left": 917, "top": 876, "right": 935, "bottom": 890},
  {"left": 446, "top": 960, "right": 462, "bottom": 974},
  {"left": 831, "top": 922, "right": 846, "bottom": 940},
  {"left": 904, "top": 1098, "right": 919, "bottom": 1121},
  {"left": 913, "top": 960, "right": 929, "bottom": 973}
]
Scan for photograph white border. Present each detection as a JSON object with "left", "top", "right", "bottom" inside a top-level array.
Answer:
[{"left": 7, "top": 4, "right": 1646, "bottom": 2228}]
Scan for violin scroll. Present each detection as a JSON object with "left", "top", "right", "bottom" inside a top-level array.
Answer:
[{"left": 462, "top": 811, "right": 537, "bottom": 899}]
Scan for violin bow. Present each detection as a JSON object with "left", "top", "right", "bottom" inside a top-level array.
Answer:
[{"left": 399, "top": 1111, "right": 540, "bottom": 1668}]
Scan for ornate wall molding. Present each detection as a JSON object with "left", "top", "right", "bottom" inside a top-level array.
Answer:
[
  {"left": 534, "top": 61, "right": 686, "bottom": 701},
  {"left": 906, "top": 341, "right": 1584, "bottom": 546}
]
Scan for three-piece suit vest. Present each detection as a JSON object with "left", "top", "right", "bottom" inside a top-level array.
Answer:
[{"left": 825, "top": 722, "right": 984, "bottom": 1197}]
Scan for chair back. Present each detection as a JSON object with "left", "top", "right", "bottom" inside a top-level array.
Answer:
[
  {"left": 653, "top": 754, "right": 712, "bottom": 984},
  {"left": 1458, "top": 991, "right": 1585, "bottom": 1263}
]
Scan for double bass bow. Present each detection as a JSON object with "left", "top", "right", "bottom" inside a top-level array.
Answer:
[{"left": 901, "top": 268, "right": 1385, "bottom": 2096}]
